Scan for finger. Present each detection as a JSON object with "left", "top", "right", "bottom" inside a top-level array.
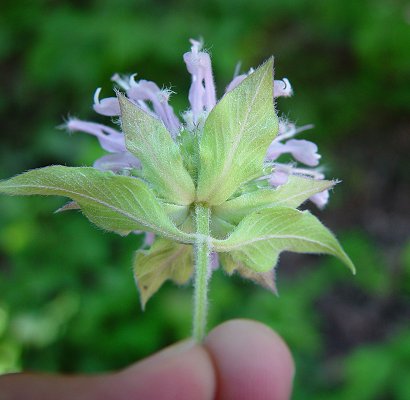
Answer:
[
  {"left": 0, "top": 340, "right": 216, "bottom": 400},
  {"left": 204, "top": 319, "right": 295, "bottom": 400},
  {"left": 117, "top": 339, "right": 215, "bottom": 400}
]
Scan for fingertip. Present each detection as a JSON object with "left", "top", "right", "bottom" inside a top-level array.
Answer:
[
  {"left": 204, "top": 319, "right": 294, "bottom": 400},
  {"left": 114, "top": 340, "right": 216, "bottom": 400}
]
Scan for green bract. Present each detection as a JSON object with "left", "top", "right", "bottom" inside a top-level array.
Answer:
[
  {"left": 0, "top": 166, "right": 191, "bottom": 242},
  {"left": 197, "top": 58, "right": 278, "bottom": 205},
  {"left": 214, "top": 207, "right": 354, "bottom": 274},
  {"left": 118, "top": 93, "right": 196, "bottom": 206},
  {"left": 134, "top": 239, "right": 193, "bottom": 310},
  {"left": 0, "top": 46, "right": 355, "bottom": 341}
]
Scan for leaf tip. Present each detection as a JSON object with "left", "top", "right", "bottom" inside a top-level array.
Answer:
[
  {"left": 134, "top": 274, "right": 148, "bottom": 311},
  {"left": 54, "top": 201, "right": 80, "bottom": 214},
  {"left": 340, "top": 251, "right": 356, "bottom": 275},
  {"left": 350, "top": 262, "right": 357, "bottom": 275},
  {"left": 139, "top": 297, "right": 147, "bottom": 312}
]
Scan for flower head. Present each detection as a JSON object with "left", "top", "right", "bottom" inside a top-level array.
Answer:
[
  {"left": 67, "top": 40, "right": 329, "bottom": 209},
  {"left": 0, "top": 39, "right": 354, "bottom": 334}
]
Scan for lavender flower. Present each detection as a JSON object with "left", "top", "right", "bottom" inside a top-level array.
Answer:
[
  {"left": 67, "top": 40, "right": 329, "bottom": 209},
  {"left": 266, "top": 122, "right": 330, "bottom": 208},
  {"left": 183, "top": 39, "right": 217, "bottom": 125}
]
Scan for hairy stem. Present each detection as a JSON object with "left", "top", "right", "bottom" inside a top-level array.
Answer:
[{"left": 192, "top": 203, "right": 211, "bottom": 342}]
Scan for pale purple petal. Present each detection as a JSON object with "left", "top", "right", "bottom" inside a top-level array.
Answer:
[
  {"left": 266, "top": 142, "right": 287, "bottom": 160},
  {"left": 93, "top": 152, "right": 140, "bottom": 172},
  {"left": 155, "top": 89, "right": 181, "bottom": 136},
  {"left": 309, "top": 189, "right": 329, "bottom": 208},
  {"left": 266, "top": 139, "right": 320, "bottom": 167},
  {"left": 210, "top": 252, "right": 219, "bottom": 270},
  {"left": 225, "top": 74, "right": 247, "bottom": 93},
  {"left": 185, "top": 65, "right": 204, "bottom": 120},
  {"left": 93, "top": 88, "right": 121, "bottom": 116},
  {"left": 66, "top": 118, "right": 125, "bottom": 153},
  {"left": 291, "top": 168, "right": 325, "bottom": 180},
  {"left": 278, "top": 120, "right": 296, "bottom": 136},
  {"left": 276, "top": 123, "right": 314, "bottom": 141},
  {"left": 133, "top": 230, "right": 155, "bottom": 246},
  {"left": 183, "top": 39, "right": 216, "bottom": 123},
  {"left": 126, "top": 77, "right": 180, "bottom": 136},
  {"left": 269, "top": 170, "right": 289, "bottom": 187},
  {"left": 111, "top": 73, "right": 131, "bottom": 90},
  {"left": 285, "top": 139, "right": 320, "bottom": 166},
  {"left": 228, "top": 75, "right": 292, "bottom": 98},
  {"left": 127, "top": 77, "right": 160, "bottom": 102},
  {"left": 274, "top": 78, "right": 293, "bottom": 97},
  {"left": 144, "top": 232, "right": 155, "bottom": 246},
  {"left": 225, "top": 67, "right": 255, "bottom": 93},
  {"left": 206, "top": 251, "right": 219, "bottom": 279}
]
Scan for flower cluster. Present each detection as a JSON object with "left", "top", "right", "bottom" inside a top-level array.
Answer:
[
  {"left": 0, "top": 39, "right": 355, "bottom": 341},
  {"left": 66, "top": 39, "right": 329, "bottom": 209}
]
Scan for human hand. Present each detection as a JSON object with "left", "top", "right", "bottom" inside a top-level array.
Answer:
[{"left": 0, "top": 319, "right": 294, "bottom": 400}]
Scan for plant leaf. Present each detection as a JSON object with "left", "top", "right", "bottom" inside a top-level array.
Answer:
[
  {"left": 219, "top": 253, "right": 277, "bottom": 294},
  {"left": 213, "top": 206, "right": 355, "bottom": 273},
  {"left": 210, "top": 215, "right": 236, "bottom": 239},
  {"left": 0, "top": 166, "right": 192, "bottom": 242},
  {"left": 134, "top": 238, "right": 193, "bottom": 309},
  {"left": 118, "top": 93, "right": 196, "bottom": 205},
  {"left": 197, "top": 58, "right": 279, "bottom": 205},
  {"left": 213, "top": 176, "right": 334, "bottom": 224}
]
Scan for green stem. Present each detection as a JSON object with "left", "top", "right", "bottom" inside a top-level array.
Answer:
[{"left": 192, "top": 203, "right": 211, "bottom": 342}]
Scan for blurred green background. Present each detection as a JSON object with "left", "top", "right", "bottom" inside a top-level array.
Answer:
[{"left": 1, "top": 0, "right": 409, "bottom": 398}]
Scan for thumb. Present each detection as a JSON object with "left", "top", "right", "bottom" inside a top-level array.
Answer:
[
  {"left": 117, "top": 339, "right": 216, "bottom": 400},
  {"left": 0, "top": 319, "right": 294, "bottom": 400},
  {"left": 0, "top": 341, "right": 216, "bottom": 400}
]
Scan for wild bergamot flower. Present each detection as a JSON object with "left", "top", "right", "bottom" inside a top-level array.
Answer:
[{"left": 0, "top": 39, "right": 355, "bottom": 341}]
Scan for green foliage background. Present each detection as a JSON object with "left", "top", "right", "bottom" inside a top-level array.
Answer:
[{"left": 0, "top": 0, "right": 409, "bottom": 398}]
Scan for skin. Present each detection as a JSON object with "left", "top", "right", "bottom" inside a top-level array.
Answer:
[{"left": 0, "top": 319, "right": 294, "bottom": 400}]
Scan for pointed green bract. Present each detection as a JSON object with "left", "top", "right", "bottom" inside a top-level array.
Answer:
[
  {"left": 118, "top": 94, "right": 196, "bottom": 205},
  {"left": 162, "top": 203, "right": 190, "bottom": 227},
  {"left": 219, "top": 253, "right": 277, "bottom": 293},
  {"left": 196, "top": 58, "right": 279, "bottom": 205},
  {"left": 0, "top": 166, "right": 192, "bottom": 242},
  {"left": 210, "top": 215, "right": 236, "bottom": 239},
  {"left": 177, "top": 128, "right": 200, "bottom": 182},
  {"left": 134, "top": 238, "right": 193, "bottom": 309},
  {"left": 213, "top": 207, "right": 355, "bottom": 273},
  {"left": 270, "top": 176, "right": 335, "bottom": 208},
  {"left": 213, "top": 176, "right": 334, "bottom": 224}
]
